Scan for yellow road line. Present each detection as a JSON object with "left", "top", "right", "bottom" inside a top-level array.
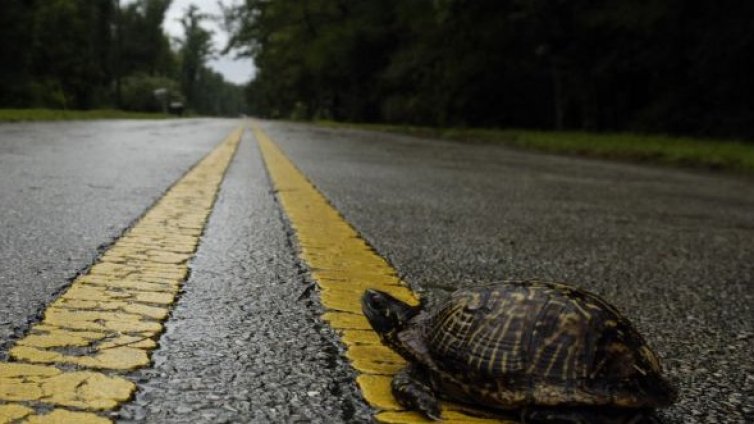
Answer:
[
  {"left": 253, "top": 124, "right": 512, "bottom": 423},
  {"left": 0, "top": 127, "right": 243, "bottom": 423}
]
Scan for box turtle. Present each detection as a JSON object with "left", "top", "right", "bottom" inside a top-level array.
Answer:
[{"left": 362, "top": 281, "right": 676, "bottom": 423}]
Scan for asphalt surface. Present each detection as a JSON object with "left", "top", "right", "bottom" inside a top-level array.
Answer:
[
  {"left": 1, "top": 119, "right": 752, "bottom": 423},
  {"left": 0, "top": 119, "right": 234, "bottom": 360},
  {"left": 261, "top": 121, "right": 754, "bottom": 424}
]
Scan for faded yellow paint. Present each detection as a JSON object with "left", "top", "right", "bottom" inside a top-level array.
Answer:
[
  {"left": 254, "top": 124, "right": 515, "bottom": 423},
  {"left": 0, "top": 403, "right": 32, "bottom": 423},
  {"left": 77, "top": 275, "right": 180, "bottom": 294},
  {"left": 0, "top": 364, "right": 133, "bottom": 409},
  {"left": 40, "top": 308, "right": 163, "bottom": 334},
  {"left": 38, "top": 372, "right": 134, "bottom": 410},
  {"left": 16, "top": 327, "right": 101, "bottom": 348},
  {"left": 0, "top": 127, "right": 243, "bottom": 420},
  {"left": 11, "top": 344, "right": 150, "bottom": 371},
  {"left": 340, "top": 329, "right": 382, "bottom": 346},
  {"left": 56, "top": 284, "right": 174, "bottom": 305},
  {"left": 357, "top": 374, "right": 404, "bottom": 410},
  {"left": 25, "top": 409, "right": 111, "bottom": 424},
  {"left": 322, "top": 311, "right": 372, "bottom": 330},
  {"left": 347, "top": 345, "right": 405, "bottom": 374},
  {"left": 377, "top": 410, "right": 507, "bottom": 424},
  {"left": 51, "top": 297, "right": 170, "bottom": 320},
  {"left": 0, "top": 405, "right": 119, "bottom": 424}
]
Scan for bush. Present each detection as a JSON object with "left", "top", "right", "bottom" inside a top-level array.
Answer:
[
  {"left": 28, "top": 79, "right": 68, "bottom": 109},
  {"left": 120, "top": 74, "right": 183, "bottom": 112}
]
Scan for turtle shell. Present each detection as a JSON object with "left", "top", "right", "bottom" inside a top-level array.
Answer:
[{"left": 417, "top": 281, "right": 674, "bottom": 408}]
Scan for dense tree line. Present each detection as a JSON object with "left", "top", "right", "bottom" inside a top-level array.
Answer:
[
  {"left": 226, "top": 0, "right": 754, "bottom": 139},
  {"left": 0, "top": 0, "right": 245, "bottom": 116}
]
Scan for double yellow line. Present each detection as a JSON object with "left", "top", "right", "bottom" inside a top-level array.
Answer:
[{"left": 1, "top": 123, "right": 508, "bottom": 423}]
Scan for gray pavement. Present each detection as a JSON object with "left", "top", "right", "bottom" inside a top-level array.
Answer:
[
  {"left": 262, "top": 121, "right": 754, "bottom": 424},
  {"left": 1, "top": 119, "right": 752, "bottom": 423},
  {"left": 0, "top": 119, "right": 236, "bottom": 359}
]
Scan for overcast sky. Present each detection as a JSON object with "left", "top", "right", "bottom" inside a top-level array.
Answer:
[{"left": 163, "top": 0, "right": 256, "bottom": 85}]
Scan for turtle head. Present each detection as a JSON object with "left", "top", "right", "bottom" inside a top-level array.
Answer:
[{"left": 362, "top": 289, "right": 420, "bottom": 336}]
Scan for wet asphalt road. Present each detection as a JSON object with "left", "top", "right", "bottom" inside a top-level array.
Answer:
[
  {"left": 261, "top": 122, "right": 754, "bottom": 424},
  {"left": 118, "top": 126, "right": 368, "bottom": 422},
  {"left": 0, "top": 119, "right": 233, "bottom": 359},
  {"left": 1, "top": 119, "right": 753, "bottom": 423}
]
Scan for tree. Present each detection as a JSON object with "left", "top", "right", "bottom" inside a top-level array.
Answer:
[
  {"left": 0, "top": 0, "right": 35, "bottom": 106},
  {"left": 29, "top": 0, "right": 115, "bottom": 109},
  {"left": 118, "top": 0, "right": 176, "bottom": 78},
  {"left": 178, "top": 5, "right": 213, "bottom": 112},
  {"left": 226, "top": 0, "right": 754, "bottom": 139}
]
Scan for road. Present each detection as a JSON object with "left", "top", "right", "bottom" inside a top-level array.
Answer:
[
  {"left": 1, "top": 119, "right": 752, "bottom": 423},
  {"left": 0, "top": 119, "right": 225, "bottom": 356}
]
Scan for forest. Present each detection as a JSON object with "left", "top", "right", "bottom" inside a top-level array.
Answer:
[
  {"left": 1, "top": 0, "right": 751, "bottom": 139},
  {"left": 0, "top": 0, "right": 245, "bottom": 116},
  {"left": 225, "top": 0, "right": 754, "bottom": 139}
]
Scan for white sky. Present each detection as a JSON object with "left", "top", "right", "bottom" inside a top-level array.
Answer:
[{"left": 163, "top": 0, "right": 256, "bottom": 85}]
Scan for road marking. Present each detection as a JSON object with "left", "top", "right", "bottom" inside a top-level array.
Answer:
[
  {"left": 0, "top": 127, "right": 243, "bottom": 423},
  {"left": 253, "top": 124, "right": 511, "bottom": 423}
]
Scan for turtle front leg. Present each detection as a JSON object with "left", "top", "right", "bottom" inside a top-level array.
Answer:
[{"left": 391, "top": 364, "right": 442, "bottom": 420}]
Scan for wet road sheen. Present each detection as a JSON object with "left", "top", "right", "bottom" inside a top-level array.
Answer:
[
  {"left": 263, "top": 122, "right": 754, "bottom": 424},
  {"left": 1, "top": 119, "right": 752, "bottom": 423},
  {"left": 118, "top": 128, "right": 368, "bottom": 422},
  {"left": 0, "top": 119, "right": 236, "bottom": 359}
]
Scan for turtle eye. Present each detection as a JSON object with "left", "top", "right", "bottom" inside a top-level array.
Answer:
[
  {"left": 364, "top": 289, "right": 388, "bottom": 309},
  {"left": 362, "top": 289, "right": 411, "bottom": 333},
  {"left": 362, "top": 290, "right": 393, "bottom": 332}
]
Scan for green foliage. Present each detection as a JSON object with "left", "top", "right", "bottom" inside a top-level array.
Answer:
[
  {"left": 0, "top": 109, "right": 169, "bottom": 122},
  {"left": 29, "top": 0, "right": 115, "bottom": 109},
  {"left": 0, "top": 0, "right": 246, "bottom": 117},
  {"left": 191, "top": 68, "right": 247, "bottom": 116},
  {"left": 317, "top": 121, "right": 754, "bottom": 173},
  {"left": 176, "top": 6, "right": 246, "bottom": 116},
  {"left": 227, "top": 0, "right": 754, "bottom": 140},
  {"left": 120, "top": 74, "right": 183, "bottom": 112},
  {"left": 229, "top": 0, "right": 398, "bottom": 120},
  {"left": 118, "top": 0, "right": 176, "bottom": 79},
  {"left": 0, "top": 0, "right": 35, "bottom": 107},
  {"left": 178, "top": 5, "right": 214, "bottom": 111},
  {"left": 27, "top": 79, "right": 69, "bottom": 109}
]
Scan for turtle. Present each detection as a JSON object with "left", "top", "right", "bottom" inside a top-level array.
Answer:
[{"left": 361, "top": 281, "right": 677, "bottom": 423}]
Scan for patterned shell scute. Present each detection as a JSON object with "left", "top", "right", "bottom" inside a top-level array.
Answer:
[{"left": 423, "top": 282, "right": 658, "bottom": 383}]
